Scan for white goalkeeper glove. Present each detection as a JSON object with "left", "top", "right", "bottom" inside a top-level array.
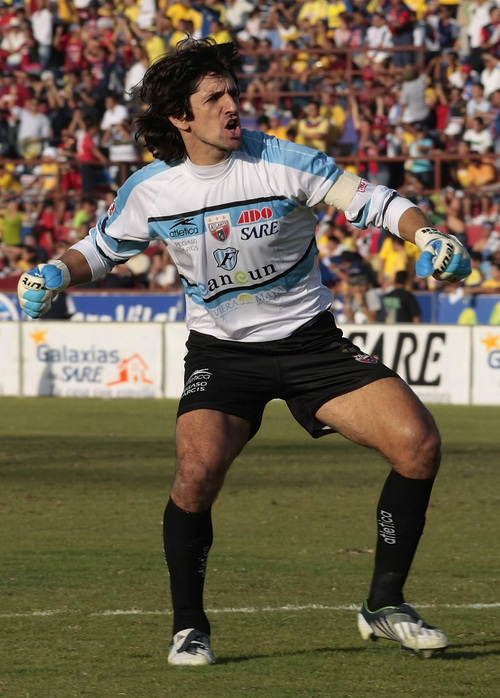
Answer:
[
  {"left": 18, "top": 260, "right": 71, "bottom": 318},
  {"left": 415, "top": 227, "right": 471, "bottom": 283}
]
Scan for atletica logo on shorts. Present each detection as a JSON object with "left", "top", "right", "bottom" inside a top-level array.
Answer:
[{"left": 182, "top": 368, "right": 213, "bottom": 397}]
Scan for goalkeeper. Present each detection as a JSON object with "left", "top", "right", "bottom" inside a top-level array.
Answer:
[{"left": 18, "top": 40, "right": 470, "bottom": 666}]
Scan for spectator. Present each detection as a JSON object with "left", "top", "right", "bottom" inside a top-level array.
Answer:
[
  {"left": 73, "top": 115, "right": 108, "bottom": 195},
  {"left": 464, "top": 259, "right": 500, "bottom": 293},
  {"left": 480, "top": 5, "right": 500, "bottom": 58},
  {"left": 378, "top": 234, "right": 416, "bottom": 290},
  {"left": 22, "top": 231, "right": 49, "bottom": 263},
  {"left": 479, "top": 52, "right": 500, "bottom": 99},
  {"left": 451, "top": 141, "right": 497, "bottom": 222},
  {"left": 326, "top": 0, "right": 349, "bottom": 32},
  {"left": 11, "top": 97, "right": 52, "bottom": 159},
  {"left": 1, "top": 198, "right": 23, "bottom": 247},
  {"left": 1, "top": 17, "right": 26, "bottom": 70},
  {"left": 165, "top": 0, "right": 203, "bottom": 37},
  {"left": 124, "top": 44, "right": 150, "bottom": 101},
  {"left": 468, "top": 0, "right": 494, "bottom": 73},
  {"left": 400, "top": 64, "right": 430, "bottom": 126},
  {"left": 267, "top": 110, "right": 288, "bottom": 139},
  {"left": 403, "top": 123, "right": 435, "bottom": 188},
  {"left": 31, "top": 0, "right": 53, "bottom": 69},
  {"left": 386, "top": 0, "right": 415, "bottom": 68},
  {"left": 466, "top": 81, "right": 491, "bottom": 127},
  {"left": 364, "top": 12, "right": 393, "bottom": 71},
  {"left": 383, "top": 269, "right": 422, "bottom": 322},
  {"left": 435, "top": 81, "right": 466, "bottom": 134},
  {"left": 297, "top": 100, "right": 330, "bottom": 151},
  {"left": 209, "top": 18, "right": 233, "bottom": 44},
  {"left": 68, "top": 196, "right": 98, "bottom": 241},
  {"left": 472, "top": 219, "right": 500, "bottom": 258},
  {"left": 84, "top": 41, "right": 115, "bottom": 95},
  {"left": 0, "top": 162, "right": 22, "bottom": 195},
  {"left": 100, "top": 92, "right": 130, "bottom": 134},
  {"left": 101, "top": 119, "right": 139, "bottom": 188},
  {"left": 464, "top": 249, "right": 486, "bottom": 286},
  {"left": 463, "top": 115, "right": 494, "bottom": 154},
  {"left": 319, "top": 84, "right": 346, "bottom": 151},
  {"left": 54, "top": 23, "right": 87, "bottom": 74},
  {"left": 225, "top": 0, "right": 255, "bottom": 34},
  {"left": 343, "top": 273, "right": 385, "bottom": 323},
  {"left": 442, "top": 187, "right": 467, "bottom": 246},
  {"left": 16, "top": 243, "right": 42, "bottom": 273},
  {"left": 428, "top": 5, "right": 460, "bottom": 53},
  {"left": 29, "top": 146, "right": 60, "bottom": 201},
  {"left": 148, "top": 247, "right": 182, "bottom": 291}
]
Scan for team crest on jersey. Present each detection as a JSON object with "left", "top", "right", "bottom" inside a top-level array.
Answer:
[
  {"left": 206, "top": 213, "right": 231, "bottom": 241},
  {"left": 213, "top": 247, "right": 239, "bottom": 271},
  {"left": 353, "top": 352, "right": 378, "bottom": 364}
]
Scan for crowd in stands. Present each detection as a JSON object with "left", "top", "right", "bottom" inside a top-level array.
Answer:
[{"left": 0, "top": 0, "right": 500, "bottom": 318}]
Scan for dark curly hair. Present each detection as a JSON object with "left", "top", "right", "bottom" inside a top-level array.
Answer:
[{"left": 134, "top": 39, "right": 242, "bottom": 164}]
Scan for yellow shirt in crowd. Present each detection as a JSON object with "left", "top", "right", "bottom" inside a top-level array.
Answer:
[{"left": 165, "top": 3, "right": 203, "bottom": 32}]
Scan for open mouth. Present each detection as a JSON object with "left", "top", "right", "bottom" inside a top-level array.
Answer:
[{"left": 225, "top": 117, "right": 241, "bottom": 137}]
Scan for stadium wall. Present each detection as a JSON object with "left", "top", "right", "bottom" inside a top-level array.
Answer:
[{"left": 0, "top": 322, "right": 498, "bottom": 405}]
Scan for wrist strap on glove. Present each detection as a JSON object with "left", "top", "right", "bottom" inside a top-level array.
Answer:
[{"left": 40, "top": 259, "right": 72, "bottom": 291}]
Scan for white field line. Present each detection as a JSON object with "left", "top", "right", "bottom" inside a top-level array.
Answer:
[{"left": 1, "top": 602, "right": 500, "bottom": 619}]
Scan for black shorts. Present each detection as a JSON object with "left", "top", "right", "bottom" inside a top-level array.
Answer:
[{"left": 177, "top": 311, "right": 398, "bottom": 439}]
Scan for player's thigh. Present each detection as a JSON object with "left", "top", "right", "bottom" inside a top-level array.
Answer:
[
  {"left": 315, "top": 377, "right": 441, "bottom": 477},
  {"left": 172, "top": 409, "right": 251, "bottom": 510}
]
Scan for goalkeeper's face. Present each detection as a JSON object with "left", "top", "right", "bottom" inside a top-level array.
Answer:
[{"left": 170, "top": 73, "right": 242, "bottom": 167}]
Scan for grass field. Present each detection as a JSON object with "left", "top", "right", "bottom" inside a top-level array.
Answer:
[{"left": 1, "top": 397, "right": 499, "bottom": 698}]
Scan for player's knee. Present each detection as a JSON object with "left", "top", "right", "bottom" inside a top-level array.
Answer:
[
  {"left": 172, "top": 454, "right": 229, "bottom": 511},
  {"left": 396, "top": 417, "right": 441, "bottom": 477}
]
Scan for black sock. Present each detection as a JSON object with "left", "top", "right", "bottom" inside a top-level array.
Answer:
[
  {"left": 163, "top": 498, "right": 213, "bottom": 635},
  {"left": 367, "top": 470, "right": 435, "bottom": 611}
]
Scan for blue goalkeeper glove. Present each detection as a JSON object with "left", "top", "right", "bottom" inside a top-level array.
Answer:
[
  {"left": 415, "top": 227, "right": 471, "bottom": 283},
  {"left": 17, "top": 261, "right": 71, "bottom": 318}
]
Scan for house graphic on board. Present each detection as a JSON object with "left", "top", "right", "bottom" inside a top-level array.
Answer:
[{"left": 107, "top": 354, "right": 154, "bottom": 386}]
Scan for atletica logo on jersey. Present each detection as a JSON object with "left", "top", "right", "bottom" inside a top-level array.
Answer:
[
  {"left": 206, "top": 213, "right": 231, "bottom": 241},
  {"left": 169, "top": 217, "right": 199, "bottom": 238},
  {"left": 213, "top": 247, "right": 238, "bottom": 271}
]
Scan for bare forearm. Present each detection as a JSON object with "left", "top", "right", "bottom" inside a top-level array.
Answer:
[
  {"left": 397, "top": 207, "right": 431, "bottom": 244},
  {"left": 59, "top": 249, "right": 93, "bottom": 286}
]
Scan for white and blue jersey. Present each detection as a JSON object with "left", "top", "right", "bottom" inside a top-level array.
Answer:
[{"left": 79, "top": 130, "right": 398, "bottom": 341}]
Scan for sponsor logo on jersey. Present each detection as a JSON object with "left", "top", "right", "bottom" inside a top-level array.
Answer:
[
  {"left": 198, "top": 263, "right": 277, "bottom": 295},
  {"left": 357, "top": 180, "right": 368, "bottom": 193},
  {"left": 207, "top": 286, "right": 286, "bottom": 319},
  {"left": 237, "top": 207, "right": 273, "bottom": 224},
  {"left": 213, "top": 247, "right": 239, "bottom": 271},
  {"left": 107, "top": 200, "right": 116, "bottom": 218},
  {"left": 168, "top": 217, "right": 199, "bottom": 238},
  {"left": 206, "top": 213, "right": 231, "bottom": 241},
  {"left": 239, "top": 220, "right": 279, "bottom": 240}
]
